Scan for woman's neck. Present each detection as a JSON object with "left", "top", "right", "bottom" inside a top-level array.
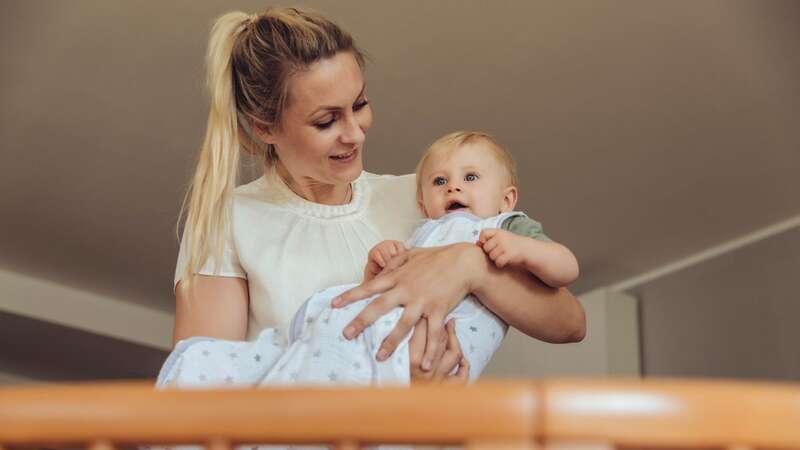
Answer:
[{"left": 274, "top": 162, "right": 352, "bottom": 205}]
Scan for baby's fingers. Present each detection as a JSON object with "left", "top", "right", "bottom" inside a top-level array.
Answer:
[
  {"left": 488, "top": 246, "right": 505, "bottom": 262},
  {"left": 494, "top": 253, "right": 510, "bottom": 268},
  {"left": 478, "top": 229, "right": 496, "bottom": 243},
  {"left": 374, "top": 252, "right": 387, "bottom": 268},
  {"left": 481, "top": 235, "right": 499, "bottom": 253},
  {"left": 392, "top": 241, "right": 407, "bottom": 255},
  {"left": 377, "top": 248, "right": 395, "bottom": 266}
]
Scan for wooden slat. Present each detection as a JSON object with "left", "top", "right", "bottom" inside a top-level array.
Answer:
[
  {"left": 332, "top": 440, "right": 359, "bottom": 450},
  {"left": 543, "top": 378, "right": 800, "bottom": 450},
  {"left": 466, "top": 440, "right": 536, "bottom": 450},
  {"left": 206, "top": 438, "right": 231, "bottom": 450},
  {"left": 0, "top": 380, "right": 537, "bottom": 446},
  {"left": 88, "top": 441, "right": 115, "bottom": 450}
]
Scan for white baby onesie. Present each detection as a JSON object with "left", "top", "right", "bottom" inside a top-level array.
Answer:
[{"left": 157, "top": 211, "right": 523, "bottom": 389}]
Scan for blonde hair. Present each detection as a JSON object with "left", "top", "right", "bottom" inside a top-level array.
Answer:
[
  {"left": 177, "top": 7, "right": 364, "bottom": 294},
  {"left": 415, "top": 131, "right": 518, "bottom": 203}
]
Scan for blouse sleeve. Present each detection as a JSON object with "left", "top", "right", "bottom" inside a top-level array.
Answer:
[{"left": 173, "top": 222, "right": 247, "bottom": 292}]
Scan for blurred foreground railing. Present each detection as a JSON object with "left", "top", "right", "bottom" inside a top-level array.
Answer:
[{"left": 1, "top": 379, "right": 800, "bottom": 450}]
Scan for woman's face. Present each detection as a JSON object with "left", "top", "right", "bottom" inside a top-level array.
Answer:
[{"left": 260, "top": 51, "right": 372, "bottom": 193}]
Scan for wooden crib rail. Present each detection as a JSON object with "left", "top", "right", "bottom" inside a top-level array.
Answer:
[
  {"left": 2, "top": 379, "right": 800, "bottom": 450},
  {"left": 0, "top": 381, "right": 537, "bottom": 449},
  {"left": 544, "top": 379, "right": 800, "bottom": 450}
]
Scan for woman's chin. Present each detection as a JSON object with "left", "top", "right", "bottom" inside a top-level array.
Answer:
[{"left": 329, "top": 153, "right": 363, "bottom": 182}]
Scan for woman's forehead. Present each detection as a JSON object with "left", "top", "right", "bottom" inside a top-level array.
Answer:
[{"left": 286, "top": 52, "right": 364, "bottom": 116}]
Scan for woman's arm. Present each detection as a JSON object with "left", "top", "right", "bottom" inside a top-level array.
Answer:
[
  {"left": 332, "top": 242, "right": 585, "bottom": 370},
  {"left": 173, "top": 276, "right": 249, "bottom": 347},
  {"left": 463, "top": 242, "right": 585, "bottom": 341}
]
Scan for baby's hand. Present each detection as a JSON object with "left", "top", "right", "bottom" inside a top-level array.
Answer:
[
  {"left": 363, "top": 240, "right": 406, "bottom": 281},
  {"left": 478, "top": 229, "right": 527, "bottom": 269}
]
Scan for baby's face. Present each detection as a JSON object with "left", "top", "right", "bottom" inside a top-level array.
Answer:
[{"left": 419, "top": 142, "right": 515, "bottom": 219}]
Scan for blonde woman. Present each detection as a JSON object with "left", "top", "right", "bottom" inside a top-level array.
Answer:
[{"left": 174, "top": 7, "right": 585, "bottom": 383}]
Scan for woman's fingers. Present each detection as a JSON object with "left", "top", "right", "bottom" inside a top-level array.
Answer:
[
  {"left": 341, "top": 289, "right": 403, "bottom": 340},
  {"left": 446, "top": 358, "right": 470, "bottom": 384},
  {"left": 332, "top": 274, "right": 396, "bottom": 308},
  {"left": 420, "top": 310, "right": 447, "bottom": 371},
  {"left": 376, "top": 304, "right": 424, "bottom": 360},
  {"left": 433, "top": 320, "right": 464, "bottom": 380},
  {"left": 408, "top": 318, "right": 427, "bottom": 368}
]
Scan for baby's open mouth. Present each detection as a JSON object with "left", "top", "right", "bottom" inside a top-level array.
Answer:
[{"left": 446, "top": 201, "right": 467, "bottom": 211}]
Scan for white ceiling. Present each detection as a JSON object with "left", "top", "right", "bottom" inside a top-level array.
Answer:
[{"left": 1, "top": 1, "right": 798, "bottom": 313}]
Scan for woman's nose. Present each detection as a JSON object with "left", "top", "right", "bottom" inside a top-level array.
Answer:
[{"left": 340, "top": 114, "right": 365, "bottom": 146}]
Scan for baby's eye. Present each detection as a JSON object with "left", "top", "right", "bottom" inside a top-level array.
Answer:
[
  {"left": 464, "top": 173, "right": 479, "bottom": 182},
  {"left": 433, "top": 176, "right": 447, "bottom": 186}
]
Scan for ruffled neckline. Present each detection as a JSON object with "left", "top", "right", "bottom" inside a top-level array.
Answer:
[{"left": 259, "top": 167, "right": 370, "bottom": 219}]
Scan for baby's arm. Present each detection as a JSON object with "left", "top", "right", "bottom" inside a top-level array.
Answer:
[
  {"left": 478, "top": 229, "right": 579, "bottom": 288},
  {"left": 363, "top": 240, "right": 407, "bottom": 282}
]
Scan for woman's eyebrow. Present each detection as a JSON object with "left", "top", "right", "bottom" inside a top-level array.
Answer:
[{"left": 306, "top": 83, "right": 366, "bottom": 119}]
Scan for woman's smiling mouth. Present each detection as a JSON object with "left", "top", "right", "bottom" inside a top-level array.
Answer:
[{"left": 330, "top": 148, "right": 358, "bottom": 163}]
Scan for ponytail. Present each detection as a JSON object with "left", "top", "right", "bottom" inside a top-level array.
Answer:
[{"left": 176, "top": 12, "right": 251, "bottom": 295}]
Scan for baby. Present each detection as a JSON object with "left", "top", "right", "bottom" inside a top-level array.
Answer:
[
  {"left": 368, "top": 130, "right": 578, "bottom": 287},
  {"left": 157, "top": 131, "right": 578, "bottom": 389}
]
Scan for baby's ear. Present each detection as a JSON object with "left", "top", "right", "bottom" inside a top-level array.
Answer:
[
  {"left": 417, "top": 198, "right": 429, "bottom": 217},
  {"left": 500, "top": 185, "right": 518, "bottom": 213}
]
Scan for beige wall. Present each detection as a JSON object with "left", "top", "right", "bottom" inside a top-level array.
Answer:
[
  {"left": 484, "top": 289, "right": 640, "bottom": 378},
  {"left": 638, "top": 228, "right": 800, "bottom": 380}
]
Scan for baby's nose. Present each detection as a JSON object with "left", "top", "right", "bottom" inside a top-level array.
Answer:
[{"left": 448, "top": 186, "right": 462, "bottom": 193}]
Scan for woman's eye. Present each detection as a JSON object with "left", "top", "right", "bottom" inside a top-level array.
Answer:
[
  {"left": 353, "top": 99, "right": 369, "bottom": 111},
  {"left": 465, "top": 173, "right": 479, "bottom": 182},
  {"left": 314, "top": 117, "right": 336, "bottom": 129},
  {"left": 433, "top": 177, "right": 447, "bottom": 186}
]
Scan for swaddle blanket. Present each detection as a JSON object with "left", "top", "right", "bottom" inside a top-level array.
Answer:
[{"left": 157, "top": 212, "right": 522, "bottom": 389}]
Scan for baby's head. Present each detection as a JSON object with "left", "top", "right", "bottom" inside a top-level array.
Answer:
[{"left": 415, "top": 131, "right": 518, "bottom": 219}]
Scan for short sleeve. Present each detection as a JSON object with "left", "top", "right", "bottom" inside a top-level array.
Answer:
[
  {"left": 173, "top": 222, "right": 247, "bottom": 291},
  {"left": 500, "top": 216, "right": 553, "bottom": 242}
]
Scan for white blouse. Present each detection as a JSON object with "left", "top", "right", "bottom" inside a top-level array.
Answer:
[{"left": 174, "top": 168, "right": 423, "bottom": 341}]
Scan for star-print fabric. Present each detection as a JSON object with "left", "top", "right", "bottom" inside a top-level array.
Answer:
[
  {"left": 157, "top": 212, "right": 524, "bottom": 389},
  {"left": 153, "top": 212, "right": 525, "bottom": 450}
]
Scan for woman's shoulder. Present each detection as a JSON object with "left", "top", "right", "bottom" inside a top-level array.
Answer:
[{"left": 231, "top": 175, "right": 289, "bottom": 207}]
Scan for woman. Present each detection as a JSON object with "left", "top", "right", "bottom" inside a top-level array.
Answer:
[{"left": 173, "top": 7, "right": 585, "bottom": 383}]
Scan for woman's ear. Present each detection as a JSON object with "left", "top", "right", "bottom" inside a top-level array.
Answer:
[
  {"left": 251, "top": 118, "right": 279, "bottom": 145},
  {"left": 500, "top": 185, "right": 518, "bottom": 213}
]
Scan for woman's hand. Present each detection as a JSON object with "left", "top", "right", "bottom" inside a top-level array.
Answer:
[
  {"left": 332, "top": 243, "right": 479, "bottom": 370},
  {"left": 409, "top": 318, "right": 470, "bottom": 383}
]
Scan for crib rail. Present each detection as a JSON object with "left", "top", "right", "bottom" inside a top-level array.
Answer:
[{"left": 1, "top": 379, "right": 799, "bottom": 450}]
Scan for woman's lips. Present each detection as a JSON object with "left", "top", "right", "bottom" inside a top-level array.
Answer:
[{"left": 329, "top": 148, "right": 358, "bottom": 163}]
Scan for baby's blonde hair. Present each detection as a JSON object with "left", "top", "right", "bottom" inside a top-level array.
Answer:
[{"left": 414, "top": 131, "right": 518, "bottom": 204}]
